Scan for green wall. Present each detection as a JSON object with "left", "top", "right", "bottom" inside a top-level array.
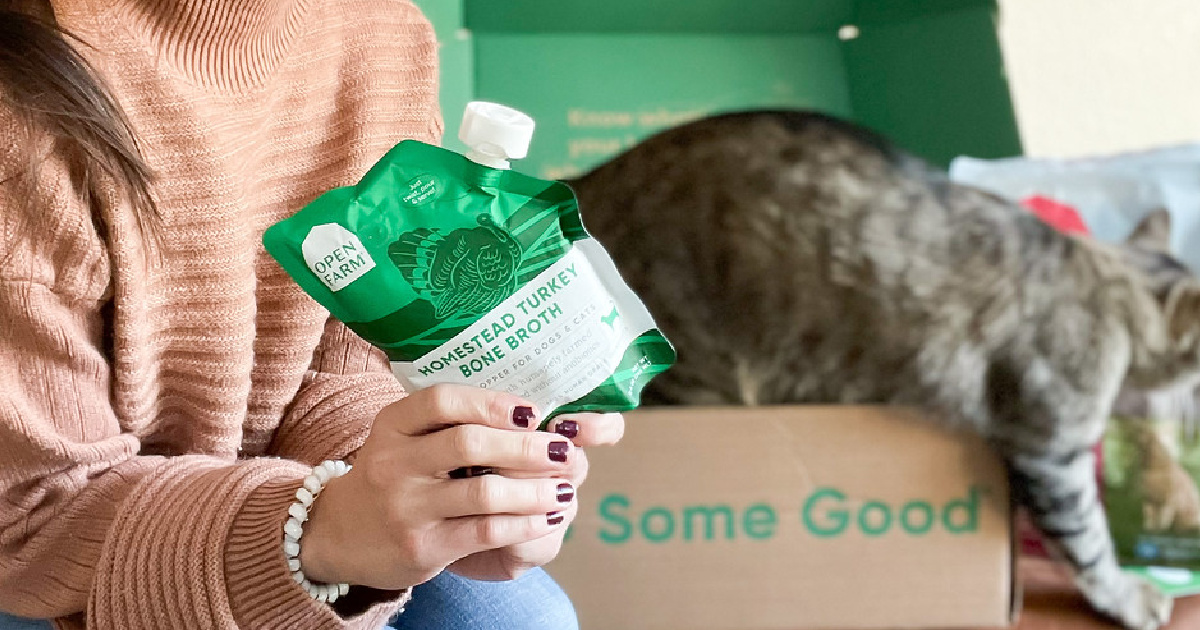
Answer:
[
  {"left": 844, "top": 6, "right": 1021, "bottom": 169},
  {"left": 412, "top": 0, "right": 1022, "bottom": 177},
  {"left": 473, "top": 34, "right": 853, "bottom": 180},
  {"left": 412, "top": 0, "right": 473, "bottom": 153}
]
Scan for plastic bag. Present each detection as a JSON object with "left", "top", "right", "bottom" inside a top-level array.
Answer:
[{"left": 950, "top": 144, "right": 1200, "bottom": 272}]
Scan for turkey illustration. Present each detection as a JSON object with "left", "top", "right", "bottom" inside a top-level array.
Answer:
[{"left": 388, "top": 214, "right": 525, "bottom": 320}]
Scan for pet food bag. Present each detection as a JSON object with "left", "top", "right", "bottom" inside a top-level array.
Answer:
[
  {"left": 1106, "top": 389, "right": 1200, "bottom": 573},
  {"left": 950, "top": 144, "right": 1200, "bottom": 272},
  {"left": 264, "top": 102, "right": 675, "bottom": 423}
]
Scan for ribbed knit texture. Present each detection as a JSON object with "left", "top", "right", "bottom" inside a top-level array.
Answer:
[{"left": 0, "top": 0, "right": 441, "bottom": 627}]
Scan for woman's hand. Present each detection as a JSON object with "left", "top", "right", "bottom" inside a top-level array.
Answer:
[
  {"left": 298, "top": 384, "right": 578, "bottom": 590},
  {"left": 447, "top": 412, "right": 626, "bottom": 581},
  {"left": 545, "top": 412, "right": 625, "bottom": 448}
]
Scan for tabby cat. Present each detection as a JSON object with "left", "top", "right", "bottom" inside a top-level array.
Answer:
[{"left": 569, "top": 110, "right": 1200, "bottom": 630}]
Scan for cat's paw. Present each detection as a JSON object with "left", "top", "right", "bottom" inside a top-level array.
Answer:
[{"left": 1104, "top": 575, "right": 1173, "bottom": 630}]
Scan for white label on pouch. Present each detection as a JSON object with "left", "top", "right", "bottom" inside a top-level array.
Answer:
[
  {"left": 302, "top": 223, "right": 376, "bottom": 292},
  {"left": 391, "top": 239, "right": 656, "bottom": 413}
]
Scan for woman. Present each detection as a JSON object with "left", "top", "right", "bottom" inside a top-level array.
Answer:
[{"left": 0, "top": 1, "right": 622, "bottom": 628}]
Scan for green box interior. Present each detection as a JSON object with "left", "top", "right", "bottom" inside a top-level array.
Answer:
[{"left": 414, "top": 0, "right": 1022, "bottom": 178}]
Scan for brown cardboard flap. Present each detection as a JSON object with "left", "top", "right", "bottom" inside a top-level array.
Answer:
[{"left": 549, "top": 406, "right": 1014, "bottom": 630}]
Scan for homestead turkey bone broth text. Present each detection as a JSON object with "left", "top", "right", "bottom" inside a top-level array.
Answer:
[{"left": 263, "top": 102, "right": 675, "bottom": 422}]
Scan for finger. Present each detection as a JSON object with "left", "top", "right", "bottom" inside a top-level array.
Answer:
[
  {"left": 492, "top": 446, "right": 588, "bottom": 485},
  {"left": 447, "top": 465, "right": 496, "bottom": 479},
  {"left": 544, "top": 501, "right": 578, "bottom": 537},
  {"left": 377, "top": 384, "right": 540, "bottom": 436},
  {"left": 501, "top": 501, "right": 579, "bottom": 567},
  {"left": 561, "top": 446, "right": 588, "bottom": 485},
  {"left": 546, "top": 412, "right": 625, "bottom": 446},
  {"left": 496, "top": 501, "right": 579, "bottom": 559},
  {"left": 446, "top": 501, "right": 580, "bottom": 580},
  {"left": 435, "top": 475, "right": 575, "bottom": 519},
  {"left": 438, "top": 511, "right": 570, "bottom": 556},
  {"left": 416, "top": 424, "right": 575, "bottom": 475}
]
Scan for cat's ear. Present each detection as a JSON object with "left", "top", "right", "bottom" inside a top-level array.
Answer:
[{"left": 1127, "top": 208, "right": 1173, "bottom": 252}]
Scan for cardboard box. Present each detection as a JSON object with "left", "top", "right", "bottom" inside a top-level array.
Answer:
[
  {"left": 548, "top": 406, "right": 1016, "bottom": 630},
  {"left": 413, "top": 0, "right": 1022, "bottom": 174}
]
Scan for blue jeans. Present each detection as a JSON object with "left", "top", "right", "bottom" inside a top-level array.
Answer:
[{"left": 0, "top": 567, "right": 578, "bottom": 630}]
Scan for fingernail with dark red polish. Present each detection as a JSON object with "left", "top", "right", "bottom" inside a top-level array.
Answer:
[
  {"left": 557, "top": 483, "right": 575, "bottom": 503},
  {"left": 554, "top": 420, "right": 579, "bottom": 439},
  {"left": 549, "top": 441, "right": 569, "bottom": 463},
  {"left": 512, "top": 406, "right": 534, "bottom": 428},
  {"left": 547, "top": 511, "right": 565, "bottom": 526}
]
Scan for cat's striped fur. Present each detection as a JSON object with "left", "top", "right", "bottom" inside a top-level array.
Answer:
[{"left": 570, "top": 110, "right": 1200, "bottom": 630}]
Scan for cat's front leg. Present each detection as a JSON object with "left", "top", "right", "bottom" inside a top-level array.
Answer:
[{"left": 1008, "top": 449, "right": 1173, "bottom": 630}]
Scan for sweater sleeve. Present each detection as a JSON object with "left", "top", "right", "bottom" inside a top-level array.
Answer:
[
  {"left": 0, "top": 137, "right": 407, "bottom": 630},
  {"left": 0, "top": 282, "right": 406, "bottom": 630},
  {"left": 268, "top": 318, "right": 409, "bottom": 465}
]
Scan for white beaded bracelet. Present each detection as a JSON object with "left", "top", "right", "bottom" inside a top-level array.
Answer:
[{"left": 284, "top": 460, "right": 352, "bottom": 604}]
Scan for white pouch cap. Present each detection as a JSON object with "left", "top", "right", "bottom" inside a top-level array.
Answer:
[{"left": 458, "top": 101, "right": 536, "bottom": 170}]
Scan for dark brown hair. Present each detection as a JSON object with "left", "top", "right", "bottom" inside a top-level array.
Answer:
[{"left": 0, "top": 2, "right": 157, "bottom": 228}]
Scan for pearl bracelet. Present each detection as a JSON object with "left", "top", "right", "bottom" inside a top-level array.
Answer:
[{"left": 284, "top": 460, "right": 352, "bottom": 604}]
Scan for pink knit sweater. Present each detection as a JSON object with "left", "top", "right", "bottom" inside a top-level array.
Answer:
[{"left": 0, "top": 0, "right": 441, "bottom": 627}]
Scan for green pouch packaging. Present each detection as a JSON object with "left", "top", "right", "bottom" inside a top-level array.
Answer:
[
  {"left": 264, "top": 103, "right": 675, "bottom": 421},
  {"left": 1104, "top": 387, "right": 1200, "bottom": 572}
]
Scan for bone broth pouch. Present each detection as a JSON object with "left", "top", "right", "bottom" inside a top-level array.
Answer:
[{"left": 264, "top": 102, "right": 675, "bottom": 422}]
